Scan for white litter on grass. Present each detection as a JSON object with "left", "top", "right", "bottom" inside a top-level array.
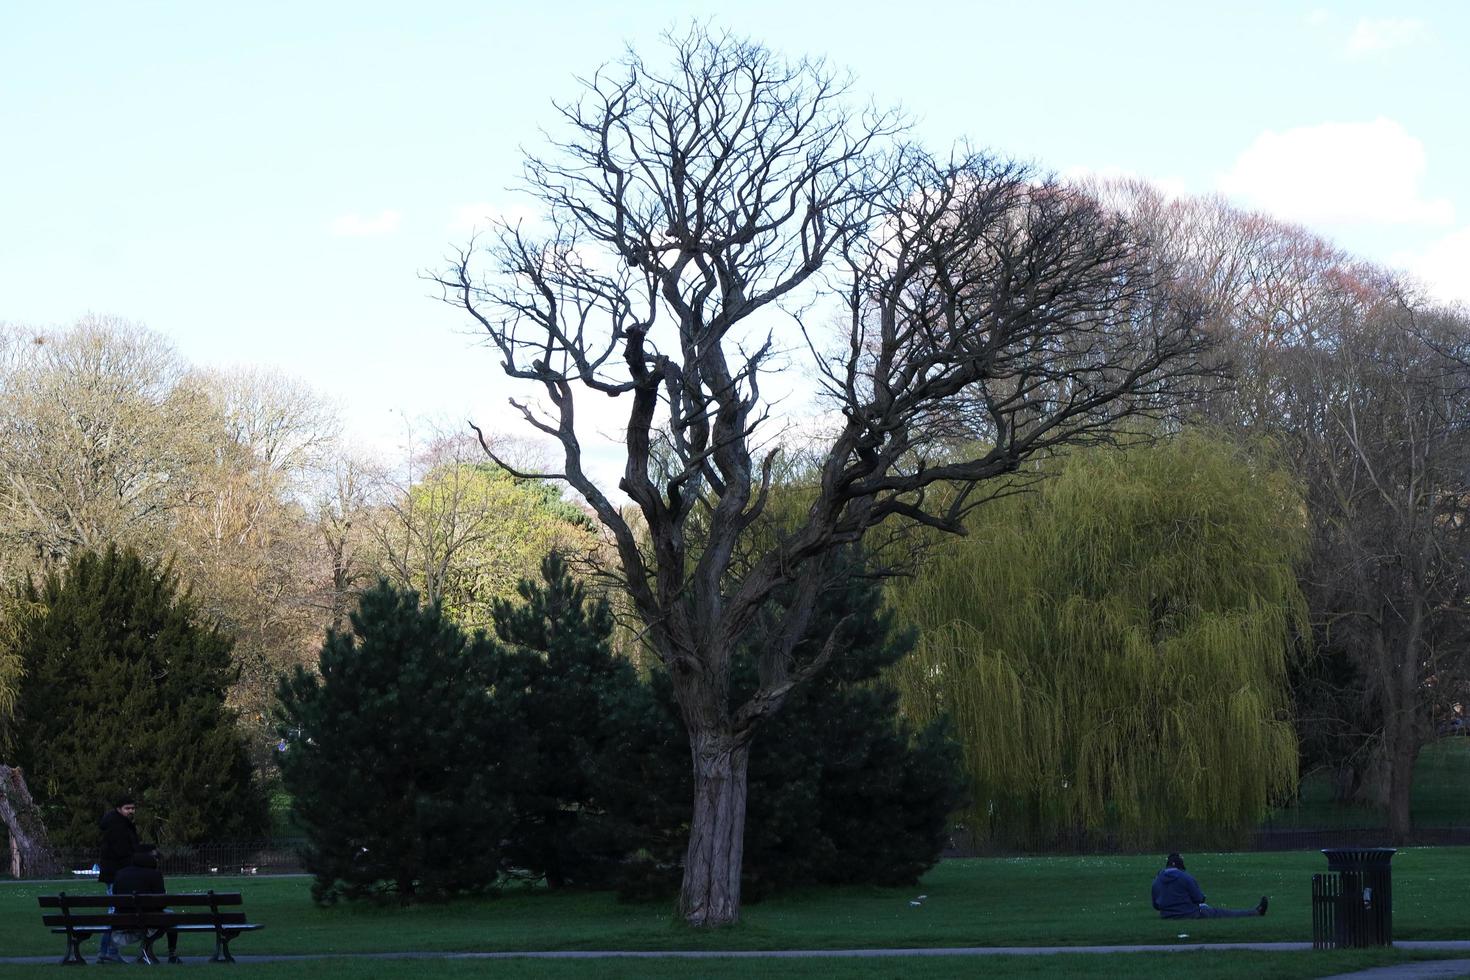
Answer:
[{"left": 1176, "top": 934, "right": 1190, "bottom": 940}]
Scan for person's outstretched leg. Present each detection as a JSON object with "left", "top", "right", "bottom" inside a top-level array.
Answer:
[{"left": 1198, "top": 899, "right": 1267, "bottom": 919}]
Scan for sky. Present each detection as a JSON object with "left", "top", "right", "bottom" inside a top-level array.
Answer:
[{"left": 3, "top": 1, "right": 1467, "bottom": 479}]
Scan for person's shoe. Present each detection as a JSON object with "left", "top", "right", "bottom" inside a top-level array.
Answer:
[
  {"left": 1257, "top": 895, "right": 1269, "bottom": 916},
  {"left": 96, "top": 953, "right": 126, "bottom": 964}
]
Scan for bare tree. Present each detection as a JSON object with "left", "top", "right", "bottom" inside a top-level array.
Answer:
[
  {"left": 435, "top": 27, "right": 1210, "bottom": 925},
  {"left": 312, "top": 451, "right": 381, "bottom": 632},
  {"left": 172, "top": 368, "right": 343, "bottom": 757},
  {"left": 0, "top": 316, "right": 216, "bottom": 574},
  {"left": 1281, "top": 294, "right": 1470, "bottom": 836},
  {"left": 1107, "top": 181, "right": 1470, "bottom": 829}
]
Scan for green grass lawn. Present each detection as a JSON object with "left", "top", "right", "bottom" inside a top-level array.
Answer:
[
  {"left": 0, "top": 950, "right": 1464, "bottom": 980},
  {"left": 3, "top": 849, "right": 1467, "bottom": 962},
  {"left": 1269, "top": 737, "right": 1470, "bottom": 830}
]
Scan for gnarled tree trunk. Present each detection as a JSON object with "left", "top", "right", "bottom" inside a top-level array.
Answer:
[
  {"left": 0, "top": 764, "right": 59, "bottom": 878},
  {"left": 678, "top": 731, "right": 750, "bottom": 927}
]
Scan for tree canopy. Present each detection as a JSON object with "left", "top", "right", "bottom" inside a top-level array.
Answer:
[
  {"left": 887, "top": 430, "right": 1306, "bottom": 849},
  {"left": 371, "top": 459, "right": 594, "bottom": 632}
]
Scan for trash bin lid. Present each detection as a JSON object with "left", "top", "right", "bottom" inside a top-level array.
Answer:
[{"left": 1322, "top": 847, "right": 1398, "bottom": 870}]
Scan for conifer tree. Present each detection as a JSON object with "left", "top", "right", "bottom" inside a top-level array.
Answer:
[
  {"left": 11, "top": 545, "right": 265, "bottom": 846},
  {"left": 276, "top": 580, "right": 513, "bottom": 903},
  {"left": 736, "top": 547, "right": 964, "bottom": 896},
  {"left": 490, "top": 552, "right": 652, "bottom": 888}
]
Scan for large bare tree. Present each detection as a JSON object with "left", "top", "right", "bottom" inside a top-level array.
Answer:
[{"left": 436, "top": 28, "right": 1210, "bottom": 925}]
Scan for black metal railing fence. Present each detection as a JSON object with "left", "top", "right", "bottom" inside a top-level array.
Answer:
[{"left": 16, "top": 839, "right": 307, "bottom": 880}]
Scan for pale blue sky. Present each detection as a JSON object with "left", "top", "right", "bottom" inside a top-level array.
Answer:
[{"left": 3, "top": 1, "right": 1466, "bottom": 469}]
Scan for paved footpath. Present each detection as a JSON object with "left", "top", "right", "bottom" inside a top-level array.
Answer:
[{"left": 4, "top": 941, "right": 1470, "bottom": 974}]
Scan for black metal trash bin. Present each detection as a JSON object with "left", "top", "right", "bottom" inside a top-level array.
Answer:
[{"left": 1312, "top": 847, "right": 1397, "bottom": 948}]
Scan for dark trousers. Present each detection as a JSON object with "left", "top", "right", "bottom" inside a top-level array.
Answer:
[{"left": 1186, "top": 903, "right": 1258, "bottom": 919}]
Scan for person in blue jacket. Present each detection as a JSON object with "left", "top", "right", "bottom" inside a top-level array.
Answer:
[{"left": 1152, "top": 852, "right": 1268, "bottom": 919}]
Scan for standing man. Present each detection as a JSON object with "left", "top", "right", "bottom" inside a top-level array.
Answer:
[{"left": 97, "top": 796, "right": 140, "bottom": 963}]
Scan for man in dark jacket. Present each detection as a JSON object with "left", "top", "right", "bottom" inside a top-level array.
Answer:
[
  {"left": 97, "top": 796, "right": 140, "bottom": 963},
  {"left": 112, "top": 849, "right": 179, "bottom": 964},
  {"left": 1151, "top": 852, "right": 1268, "bottom": 919}
]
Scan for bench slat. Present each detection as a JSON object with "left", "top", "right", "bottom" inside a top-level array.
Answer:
[
  {"left": 38, "top": 892, "right": 244, "bottom": 909},
  {"left": 51, "top": 924, "right": 229, "bottom": 933},
  {"left": 43, "top": 913, "right": 250, "bottom": 928}
]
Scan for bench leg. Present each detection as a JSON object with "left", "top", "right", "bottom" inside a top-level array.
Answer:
[
  {"left": 61, "top": 931, "right": 87, "bottom": 966},
  {"left": 210, "top": 931, "right": 236, "bottom": 963}
]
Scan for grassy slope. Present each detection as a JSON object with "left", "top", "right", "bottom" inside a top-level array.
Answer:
[{"left": 3, "top": 849, "right": 1466, "bottom": 959}]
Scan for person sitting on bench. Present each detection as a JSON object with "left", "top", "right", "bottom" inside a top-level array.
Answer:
[
  {"left": 1151, "top": 852, "right": 1268, "bottom": 919},
  {"left": 112, "top": 848, "right": 179, "bottom": 963}
]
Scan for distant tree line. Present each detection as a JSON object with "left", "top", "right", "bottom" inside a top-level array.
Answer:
[{"left": 0, "top": 316, "right": 599, "bottom": 850}]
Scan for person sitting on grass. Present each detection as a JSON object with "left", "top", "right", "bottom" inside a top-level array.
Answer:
[{"left": 1151, "top": 852, "right": 1268, "bottom": 919}]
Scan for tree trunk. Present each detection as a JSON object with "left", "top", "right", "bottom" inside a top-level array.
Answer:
[
  {"left": 677, "top": 730, "right": 749, "bottom": 927},
  {"left": 1383, "top": 600, "right": 1426, "bottom": 841},
  {"left": 1386, "top": 749, "right": 1415, "bottom": 840},
  {"left": 0, "top": 764, "right": 59, "bottom": 878},
  {"left": 1384, "top": 713, "right": 1418, "bottom": 841}
]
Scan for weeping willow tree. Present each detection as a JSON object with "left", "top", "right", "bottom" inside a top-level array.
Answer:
[{"left": 888, "top": 430, "right": 1307, "bottom": 849}]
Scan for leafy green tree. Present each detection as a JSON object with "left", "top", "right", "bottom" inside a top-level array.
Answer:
[
  {"left": 369, "top": 454, "right": 595, "bottom": 633},
  {"left": 11, "top": 546, "right": 266, "bottom": 846},
  {"left": 887, "top": 430, "right": 1307, "bottom": 849},
  {"left": 276, "top": 580, "right": 514, "bottom": 903},
  {"left": 490, "top": 552, "right": 652, "bottom": 888}
]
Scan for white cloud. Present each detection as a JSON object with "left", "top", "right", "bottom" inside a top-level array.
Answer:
[
  {"left": 1305, "top": 8, "right": 1332, "bottom": 28},
  {"left": 1219, "top": 118, "right": 1453, "bottom": 228},
  {"left": 329, "top": 210, "right": 402, "bottom": 237},
  {"left": 1396, "top": 226, "right": 1470, "bottom": 308},
  {"left": 1345, "top": 17, "right": 1428, "bottom": 56}
]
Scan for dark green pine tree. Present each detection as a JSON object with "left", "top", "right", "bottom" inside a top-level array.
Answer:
[
  {"left": 276, "top": 579, "right": 514, "bottom": 903},
  {"left": 629, "top": 546, "right": 967, "bottom": 900},
  {"left": 739, "top": 547, "right": 966, "bottom": 896},
  {"left": 12, "top": 545, "right": 266, "bottom": 847},
  {"left": 491, "top": 552, "right": 656, "bottom": 888}
]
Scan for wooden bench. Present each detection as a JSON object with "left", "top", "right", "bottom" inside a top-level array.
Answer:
[{"left": 38, "top": 890, "right": 264, "bottom": 964}]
